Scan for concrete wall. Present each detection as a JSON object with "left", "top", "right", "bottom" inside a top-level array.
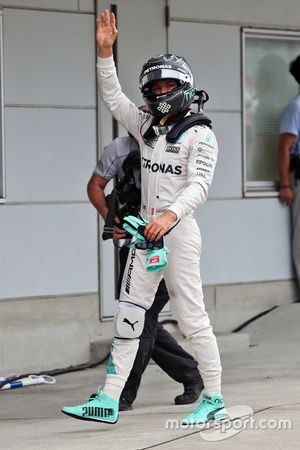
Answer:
[
  {"left": 1, "top": 279, "right": 296, "bottom": 374},
  {"left": 0, "top": 1, "right": 94, "bottom": 12},
  {"left": 169, "top": 0, "right": 300, "bottom": 28},
  {"left": 0, "top": 4, "right": 98, "bottom": 300},
  {"left": 0, "top": 1, "right": 99, "bottom": 372},
  {"left": 0, "top": 0, "right": 167, "bottom": 374},
  {"left": 167, "top": 0, "right": 300, "bottom": 286}
]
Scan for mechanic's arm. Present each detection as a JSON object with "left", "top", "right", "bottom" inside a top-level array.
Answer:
[
  {"left": 87, "top": 174, "right": 126, "bottom": 239},
  {"left": 87, "top": 174, "right": 109, "bottom": 219},
  {"left": 279, "top": 133, "right": 296, "bottom": 205}
]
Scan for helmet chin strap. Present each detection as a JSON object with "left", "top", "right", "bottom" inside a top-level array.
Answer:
[
  {"left": 142, "top": 109, "right": 190, "bottom": 141},
  {"left": 159, "top": 113, "right": 176, "bottom": 126},
  {"left": 152, "top": 113, "right": 181, "bottom": 137}
]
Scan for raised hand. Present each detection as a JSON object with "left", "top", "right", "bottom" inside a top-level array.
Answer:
[{"left": 96, "top": 9, "right": 118, "bottom": 56}]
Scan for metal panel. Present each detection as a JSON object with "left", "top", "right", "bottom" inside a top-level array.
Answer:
[
  {"left": 116, "top": 0, "right": 167, "bottom": 106},
  {"left": 79, "top": 0, "right": 95, "bottom": 12},
  {"left": 169, "top": 0, "right": 300, "bottom": 29},
  {"left": 208, "top": 112, "right": 242, "bottom": 199},
  {"left": 0, "top": 0, "right": 77, "bottom": 9},
  {"left": 196, "top": 198, "right": 293, "bottom": 285},
  {"left": 0, "top": 203, "right": 98, "bottom": 299},
  {"left": 0, "top": 11, "right": 5, "bottom": 201},
  {"left": 3, "top": 9, "right": 96, "bottom": 106},
  {"left": 169, "top": 21, "right": 241, "bottom": 111},
  {"left": 5, "top": 107, "right": 96, "bottom": 202}
]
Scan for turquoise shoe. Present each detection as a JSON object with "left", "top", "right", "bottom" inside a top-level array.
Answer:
[
  {"left": 61, "top": 387, "right": 119, "bottom": 424},
  {"left": 182, "top": 393, "right": 227, "bottom": 425}
]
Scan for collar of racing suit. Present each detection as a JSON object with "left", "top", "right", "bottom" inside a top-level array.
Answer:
[{"left": 143, "top": 109, "right": 190, "bottom": 141}]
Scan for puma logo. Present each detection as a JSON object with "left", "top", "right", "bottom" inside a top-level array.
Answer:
[
  {"left": 123, "top": 317, "right": 139, "bottom": 331},
  {"left": 82, "top": 406, "right": 114, "bottom": 418}
]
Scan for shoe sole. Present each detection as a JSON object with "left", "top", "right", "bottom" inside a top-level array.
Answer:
[{"left": 61, "top": 410, "right": 118, "bottom": 424}]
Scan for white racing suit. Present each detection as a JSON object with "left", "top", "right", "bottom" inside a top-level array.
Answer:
[{"left": 97, "top": 56, "right": 222, "bottom": 397}]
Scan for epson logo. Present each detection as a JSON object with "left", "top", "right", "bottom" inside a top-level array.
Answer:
[
  {"left": 197, "top": 160, "right": 213, "bottom": 169},
  {"left": 199, "top": 141, "right": 214, "bottom": 149}
]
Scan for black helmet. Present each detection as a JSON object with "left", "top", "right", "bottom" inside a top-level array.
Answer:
[{"left": 139, "top": 54, "right": 195, "bottom": 117}]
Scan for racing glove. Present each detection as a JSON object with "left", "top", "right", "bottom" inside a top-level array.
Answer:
[{"left": 122, "top": 214, "right": 170, "bottom": 272}]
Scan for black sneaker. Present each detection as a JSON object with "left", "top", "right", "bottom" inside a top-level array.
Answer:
[
  {"left": 119, "top": 397, "right": 133, "bottom": 411},
  {"left": 174, "top": 383, "right": 204, "bottom": 405}
]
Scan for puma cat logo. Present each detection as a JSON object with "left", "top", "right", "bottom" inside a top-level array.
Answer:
[{"left": 123, "top": 318, "right": 139, "bottom": 331}]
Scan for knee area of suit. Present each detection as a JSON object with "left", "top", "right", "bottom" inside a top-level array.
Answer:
[
  {"left": 178, "top": 321, "right": 212, "bottom": 339},
  {"left": 114, "top": 301, "right": 145, "bottom": 339}
]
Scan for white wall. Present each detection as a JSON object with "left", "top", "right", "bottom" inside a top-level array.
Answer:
[
  {"left": 0, "top": 1, "right": 92, "bottom": 12},
  {"left": 169, "top": 0, "right": 300, "bottom": 29},
  {"left": 197, "top": 199, "right": 293, "bottom": 285},
  {"left": 0, "top": 5, "right": 98, "bottom": 299},
  {"left": 5, "top": 108, "right": 96, "bottom": 202},
  {"left": 168, "top": 1, "right": 296, "bottom": 284},
  {"left": 0, "top": 204, "right": 97, "bottom": 298}
]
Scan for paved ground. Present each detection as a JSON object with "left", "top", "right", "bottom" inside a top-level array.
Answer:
[{"left": 0, "top": 304, "right": 299, "bottom": 450}]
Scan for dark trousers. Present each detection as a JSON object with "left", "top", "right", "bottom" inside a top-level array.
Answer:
[{"left": 118, "top": 246, "right": 203, "bottom": 404}]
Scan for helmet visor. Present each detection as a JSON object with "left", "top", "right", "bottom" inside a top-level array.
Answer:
[{"left": 140, "top": 67, "right": 192, "bottom": 92}]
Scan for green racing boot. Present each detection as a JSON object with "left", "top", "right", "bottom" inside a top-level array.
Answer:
[
  {"left": 61, "top": 387, "right": 119, "bottom": 424},
  {"left": 182, "top": 393, "right": 227, "bottom": 425}
]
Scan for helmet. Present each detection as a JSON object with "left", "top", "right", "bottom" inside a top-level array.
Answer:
[{"left": 139, "top": 54, "right": 195, "bottom": 117}]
